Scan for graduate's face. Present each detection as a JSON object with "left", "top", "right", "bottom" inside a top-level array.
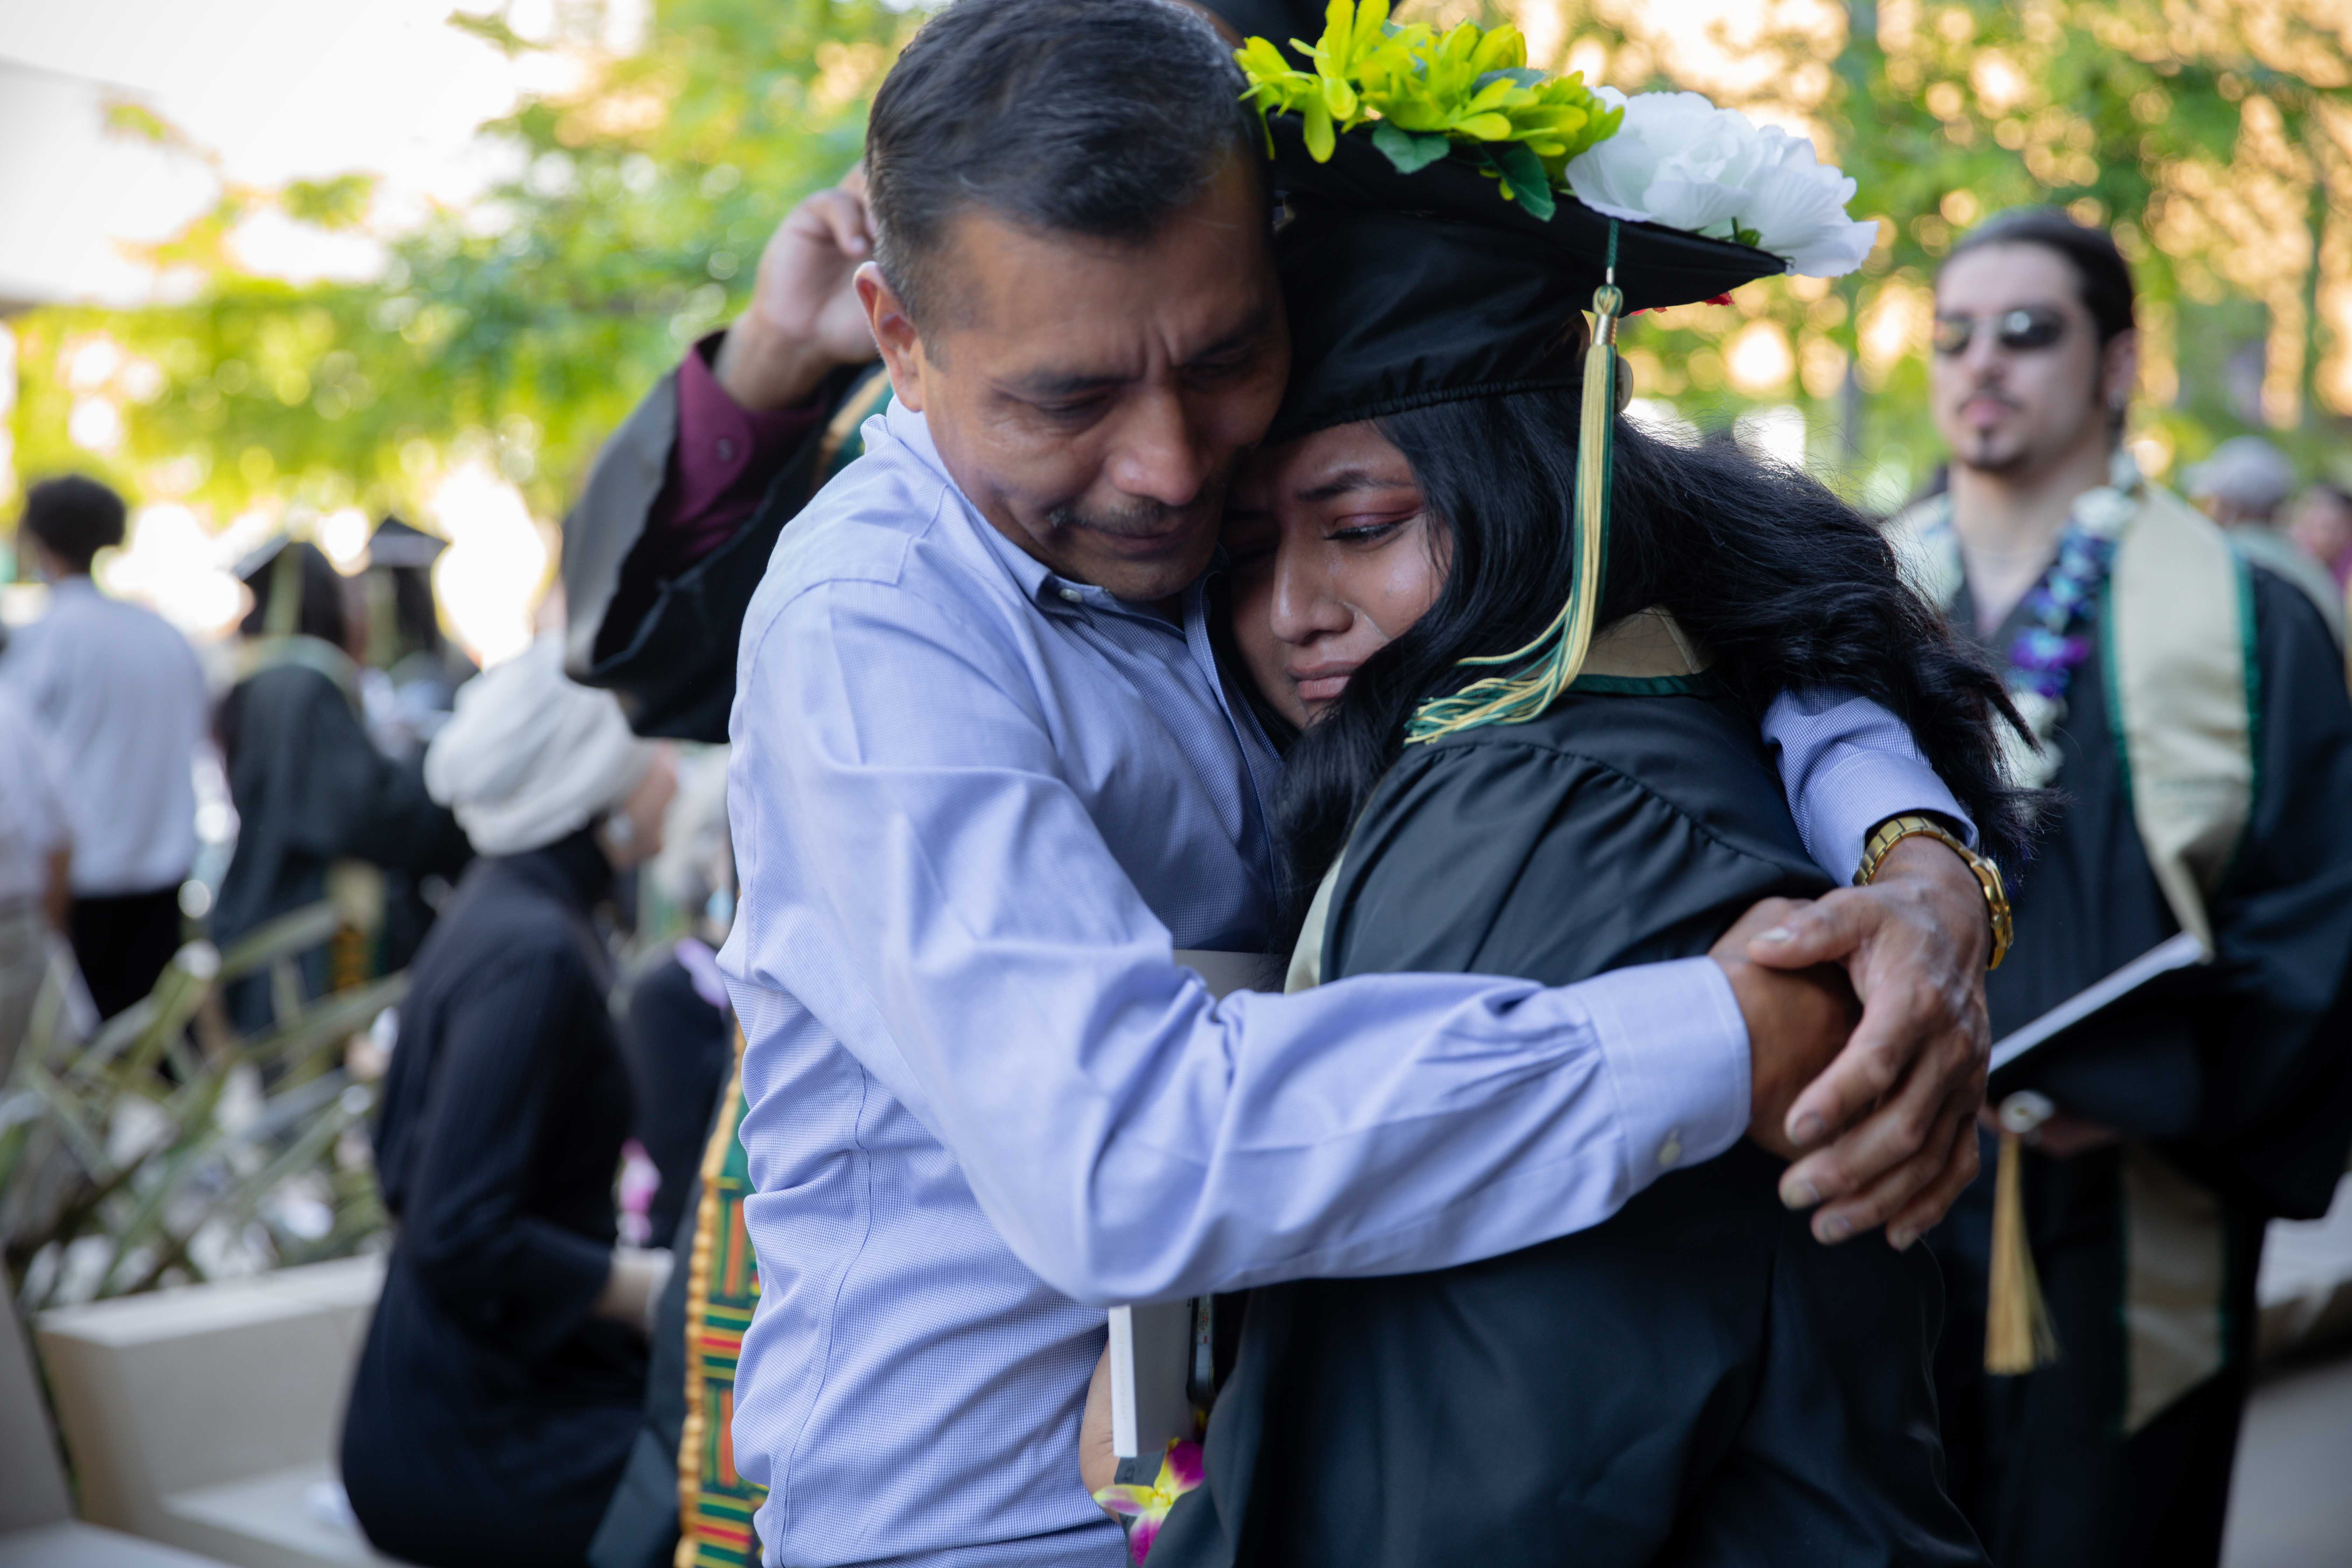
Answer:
[
  {"left": 856, "top": 158, "right": 1288, "bottom": 605},
  {"left": 1223, "top": 421, "right": 1448, "bottom": 727},
  {"left": 1931, "top": 243, "right": 2135, "bottom": 479}
]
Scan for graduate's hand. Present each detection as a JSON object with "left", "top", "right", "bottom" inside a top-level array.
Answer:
[
  {"left": 1714, "top": 898, "right": 1864, "bottom": 1162},
  {"left": 1744, "top": 836, "right": 1992, "bottom": 1249},
  {"left": 713, "top": 168, "right": 878, "bottom": 410},
  {"left": 1080, "top": 1348, "right": 1120, "bottom": 1506}
]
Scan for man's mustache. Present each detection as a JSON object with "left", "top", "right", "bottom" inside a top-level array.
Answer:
[
  {"left": 1042, "top": 454, "right": 1244, "bottom": 538},
  {"left": 1044, "top": 497, "right": 1200, "bottom": 538}
]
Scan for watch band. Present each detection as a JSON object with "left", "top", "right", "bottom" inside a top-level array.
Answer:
[{"left": 1854, "top": 813, "right": 2014, "bottom": 971}]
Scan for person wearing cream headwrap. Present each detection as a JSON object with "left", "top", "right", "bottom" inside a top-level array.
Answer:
[
  {"left": 425, "top": 632, "right": 666, "bottom": 857},
  {"left": 342, "top": 630, "right": 679, "bottom": 1568}
]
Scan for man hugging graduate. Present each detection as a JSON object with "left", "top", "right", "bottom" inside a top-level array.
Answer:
[
  {"left": 569, "top": 2, "right": 2028, "bottom": 1563},
  {"left": 1893, "top": 210, "right": 2352, "bottom": 1568}
]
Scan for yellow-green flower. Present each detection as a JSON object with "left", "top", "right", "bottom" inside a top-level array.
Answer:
[{"left": 1233, "top": 0, "right": 1623, "bottom": 215}]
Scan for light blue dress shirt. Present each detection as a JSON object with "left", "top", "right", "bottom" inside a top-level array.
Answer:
[
  {"left": 0, "top": 577, "right": 208, "bottom": 896},
  {"left": 721, "top": 400, "right": 1969, "bottom": 1568}
]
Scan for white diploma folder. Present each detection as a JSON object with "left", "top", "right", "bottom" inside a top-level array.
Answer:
[
  {"left": 1106, "top": 950, "right": 1269, "bottom": 1460},
  {"left": 1987, "top": 930, "right": 2207, "bottom": 1074}
]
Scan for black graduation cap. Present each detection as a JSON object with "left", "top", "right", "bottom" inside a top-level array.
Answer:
[
  {"left": 368, "top": 516, "right": 447, "bottom": 570},
  {"left": 1263, "top": 111, "right": 1781, "bottom": 442},
  {"left": 1192, "top": 0, "right": 1328, "bottom": 45}
]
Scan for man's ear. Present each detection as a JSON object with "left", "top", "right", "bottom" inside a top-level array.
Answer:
[
  {"left": 2101, "top": 327, "right": 2139, "bottom": 418},
  {"left": 857, "top": 262, "right": 927, "bottom": 414}
]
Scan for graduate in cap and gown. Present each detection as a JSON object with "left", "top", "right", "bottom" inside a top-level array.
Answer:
[
  {"left": 212, "top": 539, "right": 470, "bottom": 1030},
  {"left": 1120, "top": 18, "right": 2023, "bottom": 1564},
  {"left": 1888, "top": 209, "right": 2352, "bottom": 1568}
]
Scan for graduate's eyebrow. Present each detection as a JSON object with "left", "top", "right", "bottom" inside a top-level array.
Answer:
[{"left": 1296, "top": 468, "right": 1413, "bottom": 504}]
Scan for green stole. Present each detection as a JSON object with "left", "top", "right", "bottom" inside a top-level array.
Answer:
[
  {"left": 1888, "top": 483, "right": 2256, "bottom": 1429},
  {"left": 1287, "top": 607, "right": 1714, "bottom": 994}
]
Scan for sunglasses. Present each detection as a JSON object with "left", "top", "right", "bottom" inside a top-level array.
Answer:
[{"left": 1932, "top": 306, "right": 2071, "bottom": 357}]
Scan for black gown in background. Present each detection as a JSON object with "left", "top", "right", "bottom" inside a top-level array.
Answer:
[
  {"left": 213, "top": 648, "right": 470, "bottom": 1027},
  {"left": 1928, "top": 565, "right": 2352, "bottom": 1568},
  {"left": 342, "top": 830, "right": 646, "bottom": 1567},
  {"left": 1154, "top": 681, "right": 1984, "bottom": 1568}
]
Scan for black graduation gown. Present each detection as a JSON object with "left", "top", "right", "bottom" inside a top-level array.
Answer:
[
  {"left": 1927, "top": 565, "right": 2352, "bottom": 1568},
  {"left": 213, "top": 649, "right": 470, "bottom": 1027},
  {"left": 342, "top": 831, "right": 647, "bottom": 1567},
  {"left": 617, "top": 949, "right": 733, "bottom": 1245},
  {"left": 1153, "top": 683, "right": 1985, "bottom": 1568}
]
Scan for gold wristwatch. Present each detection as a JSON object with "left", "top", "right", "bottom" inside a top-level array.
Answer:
[{"left": 1854, "top": 813, "right": 2013, "bottom": 971}]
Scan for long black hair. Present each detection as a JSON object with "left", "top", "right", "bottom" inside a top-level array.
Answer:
[{"left": 1278, "top": 390, "right": 2035, "bottom": 913}]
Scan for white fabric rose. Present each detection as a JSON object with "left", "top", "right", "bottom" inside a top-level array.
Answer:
[{"left": 1566, "top": 89, "right": 1880, "bottom": 279}]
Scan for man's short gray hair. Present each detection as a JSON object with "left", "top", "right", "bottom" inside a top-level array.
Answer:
[{"left": 863, "top": 0, "right": 1260, "bottom": 330}]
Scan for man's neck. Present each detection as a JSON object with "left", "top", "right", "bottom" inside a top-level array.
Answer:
[{"left": 1946, "top": 438, "right": 2115, "bottom": 633}]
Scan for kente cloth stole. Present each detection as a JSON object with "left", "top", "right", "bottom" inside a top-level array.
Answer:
[
  {"left": 674, "top": 1035, "right": 765, "bottom": 1568},
  {"left": 1286, "top": 607, "right": 1714, "bottom": 995},
  {"left": 1888, "top": 484, "right": 2258, "bottom": 1429}
]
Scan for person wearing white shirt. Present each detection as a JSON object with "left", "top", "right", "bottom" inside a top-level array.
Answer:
[{"left": 2, "top": 476, "right": 209, "bottom": 1018}]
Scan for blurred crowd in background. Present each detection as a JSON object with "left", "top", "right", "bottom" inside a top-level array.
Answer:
[{"left": 5, "top": 1, "right": 2352, "bottom": 1566}]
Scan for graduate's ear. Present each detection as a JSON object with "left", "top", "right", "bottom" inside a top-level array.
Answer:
[{"left": 857, "top": 261, "right": 927, "bottom": 414}]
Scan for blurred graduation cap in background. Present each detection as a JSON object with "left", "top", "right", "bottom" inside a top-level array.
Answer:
[{"left": 367, "top": 516, "right": 448, "bottom": 572}]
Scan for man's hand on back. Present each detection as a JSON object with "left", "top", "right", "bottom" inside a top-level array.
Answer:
[
  {"left": 713, "top": 168, "right": 881, "bottom": 410},
  {"left": 1729, "top": 836, "right": 1993, "bottom": 1250}
]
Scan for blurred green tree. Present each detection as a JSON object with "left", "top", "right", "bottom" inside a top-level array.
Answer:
[
  {"left": 6, "top": 0, "right": 2350, "bottom": 555},
  {"left": 5, "top": 0, "right": 911, "bottom": 542},
  {"left": 1474, "top": 0, "right": 2352, "bottom": 503}
]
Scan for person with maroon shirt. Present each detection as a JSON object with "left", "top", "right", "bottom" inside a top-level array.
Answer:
[{"left": 562, "top": 169, "right": 891, "bottom": 744}]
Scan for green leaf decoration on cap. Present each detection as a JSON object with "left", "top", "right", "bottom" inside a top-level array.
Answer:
[{"left": 1235, "top": 0, "right": 1622, "bottom": 211}]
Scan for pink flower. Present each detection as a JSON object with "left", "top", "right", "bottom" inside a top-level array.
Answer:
[{"left": 1092, "top": 1440, "right": 1206, "bottom": 1564}]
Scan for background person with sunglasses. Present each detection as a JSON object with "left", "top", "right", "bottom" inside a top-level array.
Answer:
[{"left": 1888, "top": 206, "right": 2352, "bottom": 1568}]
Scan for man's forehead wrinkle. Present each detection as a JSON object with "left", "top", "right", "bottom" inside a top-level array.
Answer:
[
  {"left": 978, "top": 298, "right": 1273, "bottom": 399},
  {"left": 999, "top": 366, "right": 1133, "bottom": 398}
]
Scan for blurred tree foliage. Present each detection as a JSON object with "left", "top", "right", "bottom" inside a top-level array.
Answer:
[
  {"left": 1475, "top": 0, "right": 2352, "bottom": 503},
  {"left": 6, "top": 0, "right": 2351, "bottom": 539},
  {"left": 6, "top": 0, "right": 912, "bottom": 532}
]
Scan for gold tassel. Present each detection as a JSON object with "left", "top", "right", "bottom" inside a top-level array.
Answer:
[
  {"left": 1407, "top": 224, "right": 1622, "bottom": 744},
  {"left": 1985, "top": 1094, "right": 2060, "bottom": 1374}
]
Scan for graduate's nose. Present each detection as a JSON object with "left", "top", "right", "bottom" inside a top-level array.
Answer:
[
  {"left": 1102, "top": 389, "right": 1215, "bottom": 510},
  {"left": 1268, "top": 545, "right": 1353, "bottom": 646}
]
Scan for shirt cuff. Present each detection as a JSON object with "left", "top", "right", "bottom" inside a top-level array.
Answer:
[
  {"left": 669, "top": 330, "right": 830, "bottom": 521},
  {"left": 1764, "top": 688, "right": 1975, "bottom": 880},
  {"left": 1579, "top": 957, "right": 1750, "bottom": 1195}
]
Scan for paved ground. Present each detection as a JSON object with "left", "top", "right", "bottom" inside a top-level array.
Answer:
[
  {"left": 2221, "top": 1345, "right": 2352, "bottom": 1567},
  {"left": 2227, "top": 1179, "right": 2352, "bottom": 1568}
]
